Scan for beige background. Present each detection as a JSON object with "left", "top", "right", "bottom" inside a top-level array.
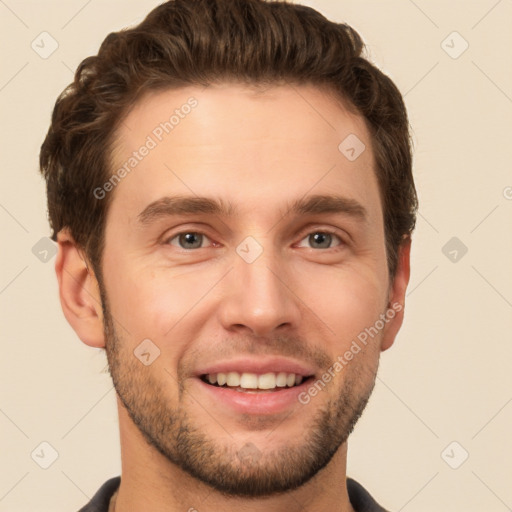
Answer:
[{"left": 1, "top": 0, "right": 511, "bottom": 510}]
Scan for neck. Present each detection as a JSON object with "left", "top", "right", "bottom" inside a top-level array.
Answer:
[{"left": 114, "top": 401, "right": 355, "bottom": 512}]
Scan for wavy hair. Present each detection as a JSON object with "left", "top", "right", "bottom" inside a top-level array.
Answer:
[{"left": 39, "top": 0, "right": 417, "bottom": 280}]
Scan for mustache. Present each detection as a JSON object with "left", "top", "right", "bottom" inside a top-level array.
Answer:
[{"left": 184, "top": 333, "right": 333, "bottom": 373}]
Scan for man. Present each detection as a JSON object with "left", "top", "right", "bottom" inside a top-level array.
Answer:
[{"left": 39, "top": 0, "right": 417, "bottom": 510}]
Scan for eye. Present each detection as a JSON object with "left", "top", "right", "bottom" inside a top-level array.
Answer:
[
  {"left": 166, "top": 231, "right": 212, "bottom": 250},
  {"left": 296, "top": 230, "right": 343, "bottom": 250}
]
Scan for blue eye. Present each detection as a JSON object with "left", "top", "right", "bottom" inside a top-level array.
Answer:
[
  {"left": 165, "top": 229, "right": 344, "bottom": 251},
  {"left": 297, "top": 231, "right": 343, "bottom": 250},
  {"left": 168, "top": 232, "right": 210, "bottom": 250}
]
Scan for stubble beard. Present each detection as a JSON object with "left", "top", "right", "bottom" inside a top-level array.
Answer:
[{"left": 101, "top": 294, "right": 378, "bottom": 497}]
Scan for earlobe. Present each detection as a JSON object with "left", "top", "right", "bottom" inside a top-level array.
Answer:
[
  {"left": 380, "top": 237, "right": 412, "bottom": 352},
  {"left": 55, "top": 229, "right": 105, "bottom": 348}
]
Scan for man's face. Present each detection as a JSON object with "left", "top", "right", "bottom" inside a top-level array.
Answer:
[{"left": 99, "top": 83, "right": 400, "bottom": 496}]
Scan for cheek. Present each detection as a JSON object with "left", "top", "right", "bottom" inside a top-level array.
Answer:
[
  {"left": 104, "top": 260, "right": 215, "bottom": 346},
  {"left": 298, "top": 264, "right": 387, "bottom": 348}
]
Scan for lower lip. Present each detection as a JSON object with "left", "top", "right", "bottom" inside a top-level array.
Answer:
[{"left": 194, "top": 377, "right": 313, "bottom": 415}]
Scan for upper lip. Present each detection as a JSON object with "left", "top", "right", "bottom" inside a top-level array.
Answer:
[{"left": 195, "top": 357, "right": 316, "bottom": 378}]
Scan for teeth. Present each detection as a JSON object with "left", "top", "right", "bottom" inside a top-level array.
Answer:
[
  {"left": 203, "top": 371, "right": 307, "bottom": 390},
  {"left": 226, "top": 372, "right": 240, "bottom": 386},
  {"left": 258, "top": 373, "right": 276, "bottom": 389},
  {"left": 240, "top": 373, "right": 258, "bottom": 388},
  {"left": 276, "top": 372, "right": 287, "bottom": 387}
]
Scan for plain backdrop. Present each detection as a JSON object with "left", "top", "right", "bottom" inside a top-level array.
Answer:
[{"left": 0, "top": 0, "right": 511, "bottom": 510}]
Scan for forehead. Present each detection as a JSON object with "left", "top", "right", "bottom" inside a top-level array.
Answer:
[{"left": 107, "top": 82, "right": 381, "bottom": 225}]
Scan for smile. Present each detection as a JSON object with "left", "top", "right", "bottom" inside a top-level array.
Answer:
[{"left": 200, "top": 371, "right": 310, "bottom": 391}]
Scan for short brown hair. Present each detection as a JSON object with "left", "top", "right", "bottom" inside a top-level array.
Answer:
[{"left": 39, "top": 0, "right": 417, "bottom": 281}]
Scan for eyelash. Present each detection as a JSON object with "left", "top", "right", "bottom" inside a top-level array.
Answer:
[{"left": 164, "top": 228, "right": 346, "bottom": 251}]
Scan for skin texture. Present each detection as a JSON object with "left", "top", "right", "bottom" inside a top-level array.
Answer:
[{"left": 56, "top": 83, "right": 411, "bottom": 512}]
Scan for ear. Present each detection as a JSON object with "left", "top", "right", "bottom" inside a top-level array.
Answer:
[
  {"left": 380, "top": 237, "right": 411, "bottom": 352},
  {"left": 55, "top": 228, "right": 105, "bottom": 348}
]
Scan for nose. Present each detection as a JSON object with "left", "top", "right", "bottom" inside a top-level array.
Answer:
[{"left": 217, "top": 244, "right": 302, "bottom": 338}]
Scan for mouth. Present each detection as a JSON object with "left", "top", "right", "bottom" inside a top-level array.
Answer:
[
  {"left": 199, "top": 371, "right": 315, "bottom": 393},
  {"left": 193, "top": 357, "right": 318, "bottom": 414},
  {"left": 195, "top": 371, "right": 315, "bottom": 415}
]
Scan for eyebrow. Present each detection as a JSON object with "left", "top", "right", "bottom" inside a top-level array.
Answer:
[{"left": 137, "top": 194, "right": 368, "bottom": 225}]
